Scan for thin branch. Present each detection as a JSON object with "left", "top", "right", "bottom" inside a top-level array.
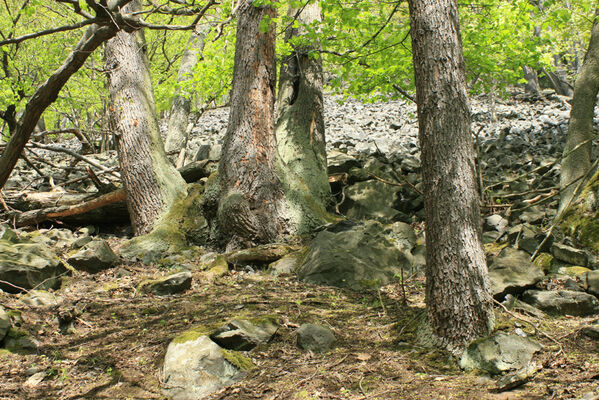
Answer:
[{"left": 0, "top": 18, "right": 99, "bottom": 47}]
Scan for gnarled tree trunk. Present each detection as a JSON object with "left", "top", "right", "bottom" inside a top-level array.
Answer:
[
  {"left": 217, "top": 0, "right": 285, "bottom": 249},
  {"left": 409, "top": 0, "right": 494, "bottom": 353},
  {"left": 275, "top": 0, "right": 331, "bottom": 233},
  {"left": 559, "top": 11, "right": 599, "bottom": 214},
  {"left": 105, "top": 0, "right": 186, "bottom": 236}
]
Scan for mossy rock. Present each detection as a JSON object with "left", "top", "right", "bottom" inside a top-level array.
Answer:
[
  {"left": 226, "top": 243, "right": 299, "bottom": 266},
  {"left": 532, "top": 252, "right": 554, "bottom": 273},
  {"left": 221, "top": 349, "right": 254, "bottom": 371},
  {"left": 120, "top": 184, "right": 209, "bottom": 263},
  {"left": 559, "top": 170, "right": 599, "bottom": 251}
]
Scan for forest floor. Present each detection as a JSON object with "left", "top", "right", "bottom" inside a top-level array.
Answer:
[{"left": 0, "top": 258, "right": 598, "bottom": 400}]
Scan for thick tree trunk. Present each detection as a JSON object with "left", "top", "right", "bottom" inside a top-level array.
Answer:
[
  {"left": 559, "top": 13, "right": 599, "bottom": 214},
  {"left": 218, "top": 0, "right": 285, "bottom": 249},
  {"left": 106, "top": 0, "right": 186, "bottom": 236},
  {"left": 409, "top": 0, "right": 494, "bottom": 353},
  {"left": 274, "top": 1, "right": 331, "bottom": 232},
  {"left": 164, "top": 27, "right": 209, "bottom": 164}
]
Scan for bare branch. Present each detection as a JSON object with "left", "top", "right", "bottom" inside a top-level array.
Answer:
[{"left": 0, "top": 18, "right": 99, "bottom": 47}]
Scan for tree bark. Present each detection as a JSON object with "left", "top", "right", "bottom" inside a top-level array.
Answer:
[
  {"left": 218, "top": 0, "right": 285, "bottom": 249},
  {"left": 106, "top": 0, "right": 186, "bottom": 236},
  {"left": 164, "top": 26, "right": 209, "bottom": 163},
  {"left": 0, "top": 24, "right": 118, "bottom": 190},
  {"left": 274, "top": 1, "right": 331, "bottom": 233},
  {"left": 559, "top": 11, "right": 599, "bottom": 214},
  {"left": 408, "top": 0, "right": 494, "bottom": 353}
]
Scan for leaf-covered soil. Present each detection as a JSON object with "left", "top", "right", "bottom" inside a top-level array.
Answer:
[{"left": 0, "top": 261, "right": 598, "bottom": 400}]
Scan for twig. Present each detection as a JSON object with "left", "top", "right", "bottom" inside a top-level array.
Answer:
[{"left": 370, "top": 174, "right": 423, "bottom": 196}]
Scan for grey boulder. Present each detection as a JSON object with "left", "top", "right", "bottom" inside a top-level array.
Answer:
[
  {"left": 210, "top": 317, "right": 279, "bottom": 351},
  {"left": 296, "top": 221, "right": 409, "bottom": 290},
  {"left": 297, "top": 323, "right": 336, "bottom": 353},
  {"left": 138, "top": 271, "right": 192, "bottom": 296},
  {"left": 460, "top": 332, "right": 542, "bottom": 375},
  {"left": 522, "top": 290, "right": 599, "bottom": 316},
  {"left": 161, "top": 334, "right": 248, "bottom": 400},
  {"left": 488, "top": 247, "right": 544, "bottom": 299},
  {"left": 67, "top": 240, "right": 119, "bottom": 273},
  {"left": 0, "top": 305, "right": 10, "bottom": 341}
]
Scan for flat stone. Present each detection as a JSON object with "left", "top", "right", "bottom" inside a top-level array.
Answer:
[
  {"left": 210, "top": 317, "right": 279, "bottom": 351},
  {"left": 485, "top": 214, "right": 508, "bottom": 234},
  {"left": 582, "top": 270, "right": 599, "bottom": 297},
  {"left": 20, "top": 290, "right": 62, "bottom": 308},
  {"left": 582, "top": 324, "right": 599, "bottom": 339},
  {"left": 269, "top": 252, "right": 303, "bottom": 276},
  {"left": 297, "top": 323, "right": 336, "bottom": 353},
  {"left": 67, "top": 240, "right": 119, "bottom": 273},
  {"left": 522, "top": 290, "right": 599, "bottom": 316},
  {"left": 340, "top": 180, "right": 401, "bottom": 223},
  {"left": 488, "top": 247, "right": 545, "bottom": 299},
  {"left": 551, "top": 243, "right": 588, "bottom": 267},
  {"left": 460, "top": 333, "right": 542, "bottom": 375},
  {"left": 138, "top": 271, "right": 192, "bottom": 296}
]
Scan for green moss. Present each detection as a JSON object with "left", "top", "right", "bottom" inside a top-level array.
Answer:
[
  {"left": 559, "top": 171, "right": 599, "bottom": 251},
  {"left": 7, "top": 327, "right": 27, "bottom": 338},
  {"left": 484, "top": 241, "right": 509, "bottom": 257},
  {"left": 533, "top": 252, "right": 554, "bottom": 273},
  {"left": 221, "top": 349, "right": 254, "bottom": 371},
  {"left": 0, "top": 349, "right": 12, "bottom": 357},
  {"left": 171, "top": 327, "right": 211, "bottom": 344}
]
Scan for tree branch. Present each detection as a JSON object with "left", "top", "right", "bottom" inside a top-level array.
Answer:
[{"left": 0, "top": 18, "right": 100, "bottom": 47}]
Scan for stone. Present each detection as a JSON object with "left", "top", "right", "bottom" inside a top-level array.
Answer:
[
  {"left": 67, "top": 240, "right": 119, "bottom": 273},
  {"left": 0, "top": 306, "right": 10, "bottom": 341},
  {"left": 194, "top": 143, "right": 222, "bottom": 161},
  {"left": 0, "top": 240, "right": 66, "bottom": 293},
  {"left": 582, "top": 324, "right": 599, "bottom": 339},
  {"left": 226, "top": 244, "right": 296, "bottom": 266},
  {"left": 161, "top": 334, "right": 249, "bottom": 400},
  {"left": 557, "top": 266, "right": 591, "bottom": 277},
  {"left": 383, "top": 221, "right": 417, "bottom": 253},
  {"left": 268, "top": 252, "right": 302, "bottom": 276},
  {"left": 327, "top": 150, "right": 361, "bottom": 174},
  {"left": 488, "top": 247, "right": 545, "bottom": 299},
  {"left": 20, "top": 290, "right": 62, "bottom": 308},
  {"left": 485, "top": 214, "right": 508, "bottom": 234},
  {"left": 296, "top": 221, "right": 409, "bottom": 289},
  {"left": 210, "top": 317, "right": 279, "bottom": 351},
  {"left": 297, "top": 323, "right": 336, "bottom": 353},
  {"left": 551, "top": 243, "right": 588, "bottom": 267},
  {"left": 460, "top": 332, "right": 542, "bottom": 375},
  {"left": 522, "top": 290, "right": 599, "bottom": 316},
  {"left": 493, "top": 363, "right": 540, "bottom": 392},
  {"left": 0, "top": 224, "right": 18, "bottom": 243},
  {"left": 340, "top": 180, "right": 401, "bottom": 223},
  {"left": 507, "top": 224, "right": 552, "bottom": 255},
  {"left": 138, "top": 271, "right": 192, "bottom": 296},
  {"left": 583, "top": 270, "right": 599, "bottom": 297},
  {"left": 71, "top": 235, "right": 93, "bottom": 249}
]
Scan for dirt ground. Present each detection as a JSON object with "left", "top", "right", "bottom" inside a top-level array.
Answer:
[{"left": 1, "top": 261, "right": 598, "bottom": 400}]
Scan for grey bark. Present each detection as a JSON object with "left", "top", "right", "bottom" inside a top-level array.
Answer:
[
  {"left": 275, "top": 0, "right": 331, "bottom": 233},
  {"left": 559, "top": 12, "right": 599, "bottom": 214},
  {"left": 164, "top": 26, "right": 209, "bottom": 164},
  {"left": 523, "top": 66, "right": 541, "bottom": 95},
  {"left": 106, "top": 0, "right": 186, "bottom": 236},
  {"left": 408, "top": 0, "right": 494, "bottom": 353},
  {"left": 218, "top": 0, "right": 286, "bottom": 249}
]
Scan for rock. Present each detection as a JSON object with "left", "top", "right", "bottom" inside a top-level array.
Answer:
[
  {"left": 492, "top": 363, "right": 540, "bottom": 392},
  {"left": 0, "top": 224, "right": 18, "bottom": 242},
  {"left": 485, "top": 214, "right": 508, "bottom": 234},
  {"left": 226, "top": 244, "right": 296, "bottom": 266},
  {"left": 296, "top": 221, "right": 409, "bottom": 289},
  {"left": 194, "top": 143, "right": 222, "bottom": 161},
  {"left": 161, "top": 333, "right": 250, "bottom": 400},
  {"left": 268, "top": 252, "right": 303, "bottom": 276},
  {"left": 507, "top": 224, "right": 551, "bottom": 255},
  {"left": 297, "top": 323, "right": 336, "bottom": 353},
  {"left": 0, "top": 306, "right": 10, "bottom": 341},
  {"left": 339, "top": 180, "right": 401, "bottom": 223},
  {"left": 522, "top": 290, "right": 599, "bottom": 316},
  {"left": 203, "top": 255, "right": 229, "bottom": 281},
  {"left": 4, "top": 329, "right": 40, "bottom": 351},
  {"left": 20, "top": 290, "right": 62, "bottom": 307},
  {"left": 488, "top": 247, "right": 545, "bottom": 299},
  {"left": 138, "top": 271, "right": 192, "bottom": 296},
  {"left": 583, "top": 270, "right": 599, "bottom": 297},
  {"left": 551, "top": 243, "right": 588, "bottom": 267},
  {"left": 0, "top": 240, "right": 66, "bottom": 293},
  {"left": 460, "top": 332, "right": 542, "bottom": 375},
  {"left": 327, "top": 150, "right": 361, "bottom": 174},
  {"left": 383, "top": 221, "right": 417, "bottom": 253},
  {"left": 67, "top": 240, "right": 119, "bottom": 273},
  {"left": 23, "top": 371, "right": 46, "bottom": 388},
  {"left": 210, "top": 317, "right": 279, "bottom": 351},
  {"left": 582, "top": 324, "right": 599, "bottom": 339},
  {"left": 71, "top": 235, "right": 93, "bottom": 249},
  {"left": 557, "top": 266, "right": 591, "bottom": 277}
]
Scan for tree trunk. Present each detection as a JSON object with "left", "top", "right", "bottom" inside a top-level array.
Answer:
[
  {"left": 105, "top": 0, "right": 186, "bottom": 236},
  {"left": 408, "top": 0, "right": 494, "bottom": 353},
  {"left": 559, "top": 12, "right": 599, "bottom": 215},
  {"left": 218, "top": 0, "right": 285, "bottom": 249},
  {"left": 523, "top": 66, "right": 541, "bottom": 95},
  {"left": 274, "top": 1, "right": 331, "bottom": 233},
  {"left": 164, "top": 27, "right": 209, "bottom": 164}
]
